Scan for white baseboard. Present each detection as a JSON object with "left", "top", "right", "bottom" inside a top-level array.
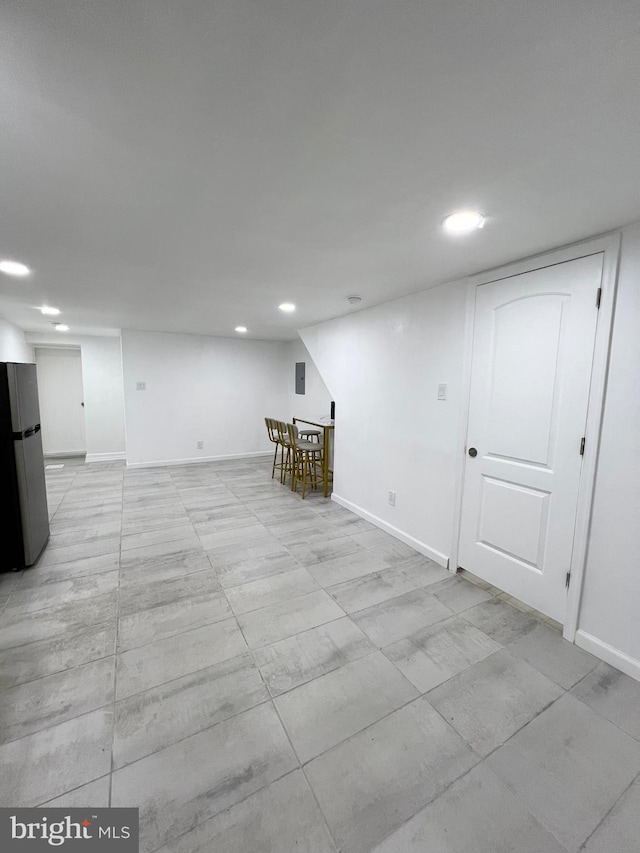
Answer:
[
  {"left": 575, "top": 629, "right": 640, "bottom": 682},
  {"left": 85, "top": 452, "right": 126, "bottom": 463},
  {"left": 126, "top": 451, "right": 272, "bottom": 469},
  {"left": 331, "top": 493, "right": 449, "bottom": 568}
]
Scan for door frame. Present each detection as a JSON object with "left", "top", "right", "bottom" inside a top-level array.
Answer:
[{"left": 449, "top": 231, "right": 621, "bottom": 641}]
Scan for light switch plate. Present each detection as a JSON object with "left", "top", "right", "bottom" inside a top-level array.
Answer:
[{"left": 437, "top": 383, "right": 447, "bottom": 400}]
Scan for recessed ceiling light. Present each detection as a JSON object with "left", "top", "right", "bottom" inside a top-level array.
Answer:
[
  {"left": 54, "top": 323, "right": 69, "bottom": 332},
  {"left": 0, "top": 259, "right": 31, "bottom": 277},
  {"left": 279, "top": 303, "right": 296, "bottom": 313},
  {"left": 40, "top": 306, "right": 61, "bottom": 316},
  {"left": 442, "top": 210, "right": 485, "bottom": 234},
  {"left": 235, "top": 326, "right": 247, "bottom": 333},
  {"left": 346, "top": 295, "right": 362, "bottom": 305}
]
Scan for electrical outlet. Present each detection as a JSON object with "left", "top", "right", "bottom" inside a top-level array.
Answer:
[
  {"left": 136, "top": 382, "right": 146, "bottom": 391},
  {"left": 388, "top": 490, "right": 396, "bottom": 506},
  {"left": 196, "top": 440, "right": 204, "bottom": 450},
  {"left": 437, "top": 383, "right": 447, "bottom": 400}
]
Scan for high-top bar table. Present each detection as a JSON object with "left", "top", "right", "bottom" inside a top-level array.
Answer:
[{"left": 292, "top": 417, "right": 334, "bottom": 497}]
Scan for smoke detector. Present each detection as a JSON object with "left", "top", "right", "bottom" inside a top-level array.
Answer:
[{"left": 346, "top": 295, "right": 362, "bottom": 305}]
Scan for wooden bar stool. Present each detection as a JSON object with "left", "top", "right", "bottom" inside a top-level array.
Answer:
[{"left": 286, "top": 422, "right": 323, "bottom": 498}]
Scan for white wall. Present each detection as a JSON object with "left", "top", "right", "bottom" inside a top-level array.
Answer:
[
  {"left": 576, "top": 221, "right": 640, "bottom": 677},
  {"left": 302, "top": 225, "right": 640, "bottom": 679},
  {"left": 0, "top": 317, "right": 33, "bottom": 363},
  {"left": 301, "top": 281, "right": 468, "bottom": 566},
  {"left": 121, "top": 329, "right": 288, "bottom": 466},
  {"left": 285, "top": 338, "right": 333, "bottom": 424},
  {"left": 25, "top": 332, "right": 126, "bottom": 460}
]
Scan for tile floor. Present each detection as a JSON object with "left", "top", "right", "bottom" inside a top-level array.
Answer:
[{"left": 0, "top": 456, "right": 639, "bottom": 852}]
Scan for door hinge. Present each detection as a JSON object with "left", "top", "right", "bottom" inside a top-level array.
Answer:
[
  {"left": 596, "top": 288, "right": 602, "bottom": 309},
  {"left": 566, "top": 572, "right": 571, "bottom": 589},
  {"left": 579, "top": 436, "right": 586, "bottom": 455}
]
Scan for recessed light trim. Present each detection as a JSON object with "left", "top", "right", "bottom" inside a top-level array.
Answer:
[
  {"left": 278, "top": 302, "right": 296, "bottom": 313},
  {"left": 0, "top": 259, "right": 31, "bottom": 277},
  {"left": 235, "top": 326, "right": 247, "bottom": 333},
  {"left": 443, "top": 210, "right": 485, "bottom": 234},
  {"left": 54, "top": 323, "right": 69, "bottom": 332},
  {"left": 40, "top": 306, "right": 61, "bottom": 316}
]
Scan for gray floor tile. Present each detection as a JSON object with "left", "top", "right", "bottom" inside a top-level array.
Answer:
[
  {"left": 37, "top": 538, "right": 121, "bottom": 567},
  {"left": 0, "top": 592, "right": 117, "bottom": 650},
  {"left": 19, "top": 553, "right": 120, "bottom": 586},
  {"left": 39, "top": 775, "right": 112, "bottom": 807},
  {"left": 116, "top": 617, "right": 247, "bottom": 700},
  {"left": 325, "top": 515, "right": 377, "bottom": 536},
  {"left": 119, "top": 551, "right": 212, "bottom": 586},
  {"left": 508, "top": 622, "right": 599, "bottom": 689},
  {"left": 118, "top": 571, "right": 220, "bottom": 617},
  {"left": 349, "top": 529, "right": 400, "bottom": 549},
  {"left": 114, "top": 653, "right": 268, "bottom": 768},
  {"left": 118, "top": 591, "right": 231, "bottom": 650},
  {"left": 307, "top": 550, "right": 390, "bottom": 587},
  {"left": 119, "top": 537, "right": 203, "bottom": 565},
  {"left": 255, "top": 617, "right": 375, "bottom": 696},
  {"left": 488, "top": 693, "right": 640, "bottom": 850},
  {"left": 571, "top": 662, "right": 640, "bottom": 740},
  {"left": 216, "top": 553, "right": 300, "bottom": 588},
  {"left": 305, "top": 696, "right": 478, "bottom": 853},
  {"left": 0, "top": 707, "right": 114, "bottom": 807},
  {"left": 237, "top": 589, "right": 344, "bottom": 649},
  {"left": 373, "top": 539, "right": 424, "bottom": 566},
  {"left": 47, "top": 522, "right": 121, "bottom": 546},
  {"left": 275, "top": 651, "right": 418, "bottom": 763},
  {"left": 328, "top": 561, "right": 450, "bottom": 613},
  {"left": 370, "top": 763, "right": 568, "bottom": 853},
  {"left": 287, "top": 536, "right": 363, "bottom": 567},
  {"left": 427, "top": 648, "right": 562, "bottom": 755},
  {"left": 198, "top": 521, "right": 272, "bottom": 551},
  {"left": 225, "top": 567, "right": 320, "bottom": 615},
  {"left": 350, "top": 588, "right": 453, "bottom": 647},
  {"left": 0, "top": 571, "right": 24, "bottom": 595},
  {"left": 583, "top": 777, "right": 640, "bottom": 853},
  {"left": 111, "top": 702, "right": 298, "bottom": 852},
  {"left": 383, "top": 614, "right": 501, "bottom": 693},
  {"left": 268, "top": 521, "right": 347, "bottom": 549},
  {"left": 0, "top": 656, "right": 115, "bottom": 744},
  {"left": 121, "top": 513, "right": 189, "bottom": 536},
  {"left": 429, "top": 574, "right": 494, "bottom": 613},
  {"left": 121, "top": 523, "right": 197, "bottom": 552},
  {"left": 192, "top": 512, "right": 256, "bottom": 535},
  {"left": 156, "top": 770, "right": 336, "bottom": 853},
  {"left": 206, "top": 537, "right": 286, "bottom": 567},
  {"left": 4, "top": 571, "right": 119, "bottom": 615},
  {"left": 461, "top": 597, "right": 540, "bottom": 645}
]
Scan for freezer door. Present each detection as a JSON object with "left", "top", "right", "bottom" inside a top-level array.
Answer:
[
  {"left": 7, "top": 362, "right": 41, "bottom": 433},
  {"left": 14, "top": 428, "right": 50, "bottom": 565}
]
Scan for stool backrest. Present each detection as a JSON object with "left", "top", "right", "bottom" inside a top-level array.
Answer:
[
  {"left": 274, "top": 420, "right": 291, "bottom": 445},
  {"left": 265, "top": 417, "right": 279, "bottom": 443}
]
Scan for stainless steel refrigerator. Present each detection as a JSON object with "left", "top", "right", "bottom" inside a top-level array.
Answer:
[{"left": 0, "top": 362, "right": 49, "bottom": 570}]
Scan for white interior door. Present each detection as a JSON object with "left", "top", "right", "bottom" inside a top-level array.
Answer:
[
  {"left": 35, "top": 347, "right": 86, "bottom": 455},
  {"left": 458, "top": 254, "right": 603, "bottom": 622}
]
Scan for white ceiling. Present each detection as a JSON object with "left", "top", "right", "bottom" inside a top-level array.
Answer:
[{"left": 1, "top": 0, "right": 639, "bottom": 340}]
